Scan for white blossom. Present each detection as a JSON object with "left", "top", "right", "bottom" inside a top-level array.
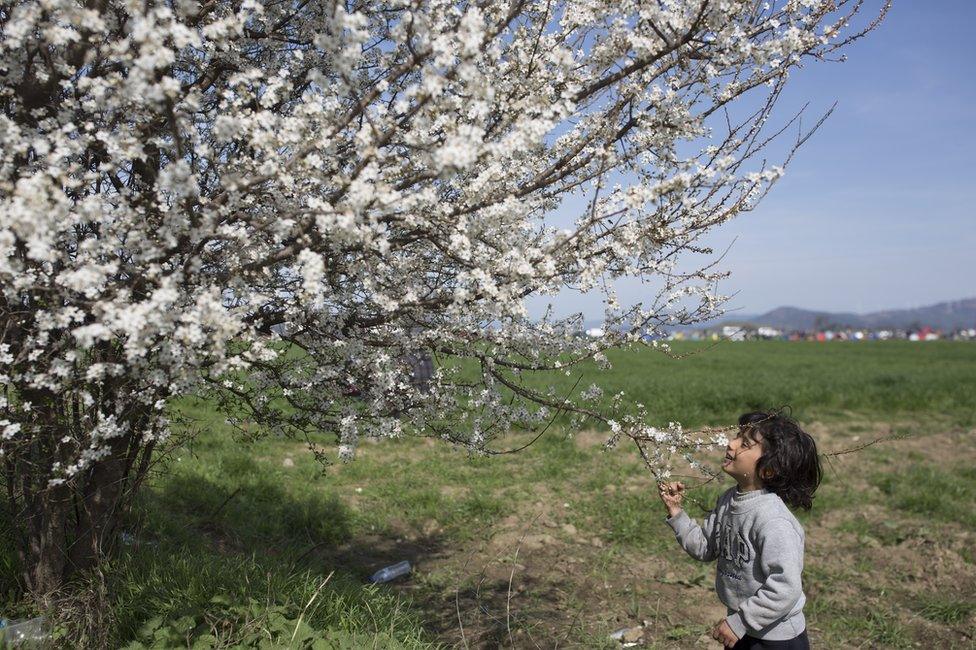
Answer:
[{"left": 0, "top": 0, "right": 885, "bottom": 557}]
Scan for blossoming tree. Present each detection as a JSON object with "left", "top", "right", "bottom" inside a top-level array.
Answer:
[{"left": 0, "top": 0, "right": 886, "bottom": 592}]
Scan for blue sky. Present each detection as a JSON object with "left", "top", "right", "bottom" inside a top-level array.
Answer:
[{"left": 529, "top": 2, "right": 976, "bottom": 319}]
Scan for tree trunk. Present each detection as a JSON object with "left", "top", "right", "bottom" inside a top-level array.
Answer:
[
  {"left": 9, "top": 432, "right": 153, "bottom": 595},
  {"left": 22, "top": 485, "right": 71, "bottom": 595}
]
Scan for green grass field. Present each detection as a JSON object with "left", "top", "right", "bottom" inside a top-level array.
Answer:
[
  {"left": 513, "top": 340, "right": 976, "bottom": 429},
  {"left": 1, "top": 341, "right": 974, "bottom": 647}
]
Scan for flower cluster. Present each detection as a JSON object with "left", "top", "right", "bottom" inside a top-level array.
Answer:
[{"left": 0, "top": 0, "right": 887, "bottom": 496}]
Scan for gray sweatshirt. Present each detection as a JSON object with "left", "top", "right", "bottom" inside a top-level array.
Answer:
[{"left": 665, "top": 487, "right": 806, "bottom": 641}]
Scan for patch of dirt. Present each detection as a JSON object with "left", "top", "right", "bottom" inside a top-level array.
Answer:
[
  {"left": 440, "top": 485, "right": 471, "bottom": 499},
  {"left": 569, "top": 429, "right": 616, "bottom": 450},
  {"left": 786, "top": 424, "right": 976, "bottom": 649},
  {"left": 350, "top": 424, "right": 976, "bottom": 648},
  {"left": 266, "top": 423, "right": 975, "bottom": 648}
]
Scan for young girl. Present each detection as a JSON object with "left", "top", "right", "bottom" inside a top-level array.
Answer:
[{"left": 658, "top": 411, "right": 822, "bottom": 649}]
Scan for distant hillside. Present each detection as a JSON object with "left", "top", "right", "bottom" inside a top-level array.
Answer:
[
  {"left": 727, "top": 298, "right": 976, "bottom": 331},
  {"left": 581, "top": 297, "right": 976, "bottom": 333}
]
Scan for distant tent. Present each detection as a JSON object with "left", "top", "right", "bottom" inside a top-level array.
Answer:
[{"left": 405, "top": 352, "right": 435, "bottom": 393}]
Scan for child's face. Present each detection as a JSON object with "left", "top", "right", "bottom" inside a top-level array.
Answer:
[{"left": 722, "top": 427, "right": 764, "bottom": 485}]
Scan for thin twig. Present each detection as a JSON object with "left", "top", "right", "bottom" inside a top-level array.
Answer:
[
  {"left": 206, "top": 486, "right": 241, "bottom": 521},
  {"left": 821, "top": 430, "right": 919, "bottom": 458},
  {"left": 455, "top": 578, "right": 469, "bottom": 650},
  {"left": 506, "top": 528, "right": 528, "bottom": 648},
  {"left": 290, "top": 571, "right": 334, "bottom": 645},
  {"left": 486, "top": 374, "right": 585, "bottom": 455},
  {"left": 453, "top": 516, "right": 513, "bottom": 647}
]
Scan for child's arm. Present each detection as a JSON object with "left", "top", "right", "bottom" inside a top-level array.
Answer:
[
  {"left": 658, "top": 482, "right": 720, "bottom": 562},
  {"left": 725, "top": 518, "right": 804, "bottom": 639}
]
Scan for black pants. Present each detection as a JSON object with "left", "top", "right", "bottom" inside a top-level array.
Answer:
[{"left": 731, "top": 629, "right": 810, "bottom": 650}]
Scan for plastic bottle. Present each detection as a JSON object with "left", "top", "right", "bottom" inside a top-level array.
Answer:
[
  {"left": 0, "top": 615, "right": 48, "bottom": 645},
  {"left": 368, "top": 560, "right": 411, "bottom": 583}
]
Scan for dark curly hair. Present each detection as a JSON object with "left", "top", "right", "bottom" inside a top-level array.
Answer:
[{"left": 738, "top": 410, "right": 822, "bottom": 511}]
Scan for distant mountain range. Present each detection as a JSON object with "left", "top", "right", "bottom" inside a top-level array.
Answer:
[{"left": 706, "top": 297, "right": 976, "bottom": 331}]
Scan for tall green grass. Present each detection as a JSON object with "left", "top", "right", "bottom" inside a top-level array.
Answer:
[
  {"left": 871, "top": 464, "right": 976, "bottom": 528},
  {"left": 511, "top": 341, "right": 976, "bottom": 429},
  {"left": 1, "top": 341, "right": 973, "bottom": 646},
  {"left": 112, "top": 549, "right": 432, "bottom": 649}
]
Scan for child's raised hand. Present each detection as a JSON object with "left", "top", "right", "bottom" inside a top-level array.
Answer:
[{"left": 657, "top": 481, "right": 684, "bottom": 517}]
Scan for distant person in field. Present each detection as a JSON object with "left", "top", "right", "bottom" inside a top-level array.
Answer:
[{"left": 657, "top": 411, "right": 822, "bottom": 649}]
